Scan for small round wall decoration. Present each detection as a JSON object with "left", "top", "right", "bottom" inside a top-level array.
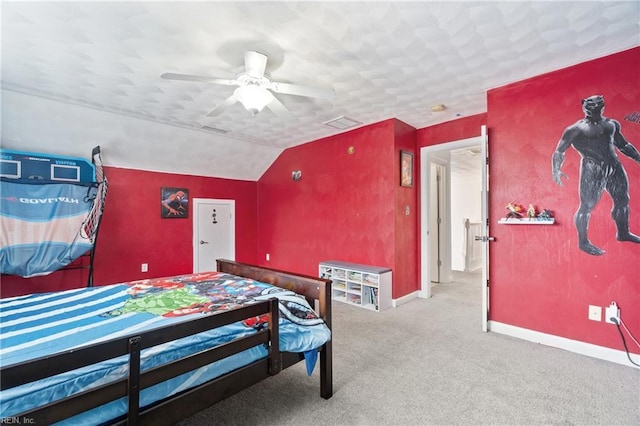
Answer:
[{"left": 348, "top": 146, "right": 355, "bottom": 154}]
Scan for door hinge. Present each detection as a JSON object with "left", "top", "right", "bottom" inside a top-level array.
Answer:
[{"left": 486, "top": 279, "right": 490, "bottom": 287}]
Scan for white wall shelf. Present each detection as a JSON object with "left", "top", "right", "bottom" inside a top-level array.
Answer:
[
  {"left": 319, "top": 260, "right": 392, "bottom": 312},
  {"left": 498, "top": 218, "right": 555, "bottom": 225}
]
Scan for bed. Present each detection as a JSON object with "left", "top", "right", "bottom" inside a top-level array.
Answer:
[{"left": 0, "top": 259, "right": 333, "bottom": 425}]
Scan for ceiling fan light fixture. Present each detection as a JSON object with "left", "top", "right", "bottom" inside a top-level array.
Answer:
[{"left": 234, "top": 85, "right": 274, "bottom": 115}]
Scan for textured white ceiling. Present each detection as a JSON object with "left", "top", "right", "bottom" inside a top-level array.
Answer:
[{"left": 1, "top": 1, "right": 638, "bottom": 180}]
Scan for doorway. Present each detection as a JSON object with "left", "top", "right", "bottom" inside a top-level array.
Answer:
[
  {"left": 420, "top": 133, "right": 485, "bottom": 303},
  {"left": 192, "top": 198, "right": 235, "bottom": 272}
]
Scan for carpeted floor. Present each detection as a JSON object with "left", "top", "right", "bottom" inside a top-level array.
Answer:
[{"left": 179, "top": 271, "right": 640, "bottom": 425}]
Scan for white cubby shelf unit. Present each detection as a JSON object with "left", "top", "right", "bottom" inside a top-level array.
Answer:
[{"left": 319, "top": 260, "right": 392, "bottom": 312}]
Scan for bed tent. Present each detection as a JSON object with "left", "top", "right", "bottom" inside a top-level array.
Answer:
[{"left": 0, "top": 146, "right": 107, "bottom": 286}]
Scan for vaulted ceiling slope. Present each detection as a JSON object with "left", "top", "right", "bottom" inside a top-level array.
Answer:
[{"left": 1, "top": 1, "right": 638, "bottom": 180}]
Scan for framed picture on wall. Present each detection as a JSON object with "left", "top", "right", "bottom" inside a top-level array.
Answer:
[
  {"left": 400, "top": 151, "right": 413, "bottom": 188},
  {"left": 161, "top": 187, "right": 189, "bottom": 218}
]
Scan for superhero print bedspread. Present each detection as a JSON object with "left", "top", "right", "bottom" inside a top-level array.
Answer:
[{"left": 0, "top": 271, "right": 331, "bottom": 425}]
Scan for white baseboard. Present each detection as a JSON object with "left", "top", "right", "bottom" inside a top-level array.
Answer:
[
  {"left": 489, "top": 321, "right": 640, "bottom": 369},
  {"left": 393, "top": 290, "right": 420, "bottom": 307}
]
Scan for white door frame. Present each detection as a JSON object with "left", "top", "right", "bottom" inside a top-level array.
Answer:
[
  {"left": 420, "top": 135, "right": 484, "bottom": 300},
  {"left": 192, "top": 198, "right": 235, "bottom": 272}
]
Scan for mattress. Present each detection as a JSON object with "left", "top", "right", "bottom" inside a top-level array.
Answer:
[{"left": 0, "top": 271, "right": 331, "bottom": 425}]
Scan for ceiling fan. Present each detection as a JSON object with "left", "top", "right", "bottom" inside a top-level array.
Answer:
[{"left": 161, "top": 51, "right": 335, "bottom": 117}]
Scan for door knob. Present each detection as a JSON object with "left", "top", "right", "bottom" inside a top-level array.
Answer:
[{"left": 199, "top": 240, "right": 209, "bottom": 245}]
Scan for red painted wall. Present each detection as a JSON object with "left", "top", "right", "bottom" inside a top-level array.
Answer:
[
  {"left": 1, "top": 167, "right": 258, "bottom": 297},
  {"left": 394, "top": 120, "right": 419, "bottom": 298},
  {"left": 416, "top": 113, "right": 487, "bottom": 148},
  {"left": 487, "top": 47, "right": 639, "bottom": 353},
  {"left": 257, "top": 119, "right": 417, "bottom": 298}
]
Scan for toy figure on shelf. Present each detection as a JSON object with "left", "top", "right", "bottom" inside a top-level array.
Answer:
[
  {"left": 527, "top": 204, "right": 536, "bottom": 219},
  {"left": 505, "top": 202, "right": 524, "bottom": 219},
  {"left": 538, "top": 209, "right": 554, "bottom": 220}
]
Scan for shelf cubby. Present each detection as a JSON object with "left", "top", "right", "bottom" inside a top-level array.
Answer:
[{"left": 320, "top": 260, "right": 392, "bottom": 312}]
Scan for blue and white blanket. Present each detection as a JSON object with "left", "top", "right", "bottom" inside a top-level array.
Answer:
[{"left": 0, "top": 272, "right": 331, "bottom": 425}]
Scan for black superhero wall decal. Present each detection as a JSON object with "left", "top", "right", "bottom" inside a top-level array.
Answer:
[{"left": 552, "top": 95, "right": 640, "bottom": 255}]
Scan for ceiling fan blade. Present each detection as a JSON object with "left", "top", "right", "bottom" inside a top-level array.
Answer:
[
  {"left": 206, "top": 95, "right": 238, "bottom": 117},
  {"left": 269, "top": 81, "right": 335, "bottom": 99},
  {"left": 161, "top": 72, "right": 237, "bottom": 86},
  {"left": 266, "top": 96, "right": 292, "bottom": 118},
  {"left": 244, "top": 51, "right": 268, "bottom": 78}
]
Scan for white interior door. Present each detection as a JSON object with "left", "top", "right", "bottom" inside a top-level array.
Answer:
[
  {"left": 429, "top": 163, "right": 445, "bottom": 283},
  {"left": 480, "top": 125, "right": 491, "bottom": 332},
  {"left": 193, "top": 198, "right": 235, "bottom": 272},
  {"left": 420, "top": 129, "right": 488, "bottom": 333}
]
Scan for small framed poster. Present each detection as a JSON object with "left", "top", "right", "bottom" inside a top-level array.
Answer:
[
  {"left": 400, "top": 151, "right": 413, "bottom": 188},
  {"left": 161, "top": 187, "right": 189, "bottom": 218}
]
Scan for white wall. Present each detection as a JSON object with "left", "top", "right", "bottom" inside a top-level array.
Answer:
[
  {"left": 1, "top": 90, "right": 281, "bottom": 181},
  {"left": 450, "top": 159, "right": 482, "bottom": 271}
]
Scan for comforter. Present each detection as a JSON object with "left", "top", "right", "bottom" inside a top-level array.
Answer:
[{"left": 0, "top": 271, "right": 331, "bottom": 425}]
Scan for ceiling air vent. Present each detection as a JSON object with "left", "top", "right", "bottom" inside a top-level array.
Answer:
[
  {"left": 201, "top": 125, "right": 229, "bottom": 134},
  {"left": 323, "top": 116, "right": 361, "bottom": 130}
]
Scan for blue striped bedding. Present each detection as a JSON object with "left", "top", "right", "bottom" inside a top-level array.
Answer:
[{"left": 0, "top": 272, "right": 331, "bottom": 425}]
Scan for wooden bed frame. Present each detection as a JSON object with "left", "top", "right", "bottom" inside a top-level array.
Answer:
[{"left": 0, "top": 259, "right": 333, "bottom": 425}]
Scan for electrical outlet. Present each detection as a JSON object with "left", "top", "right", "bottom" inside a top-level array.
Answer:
[
  {"left": 266, "top": 253, "right": 270, "bottom": 261},
  {"left": 605, "top": 301, "right": 620, "bottom": 324},
  {"left": 141, "top": 263, "right": 148, "bottom": 273},
  {"left": 588, "top": 305, "right": 602, "bottom": 322}
]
